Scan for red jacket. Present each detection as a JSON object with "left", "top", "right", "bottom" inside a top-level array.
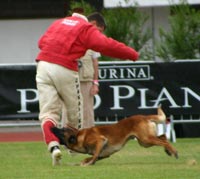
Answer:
[{"left": 36, "top": 14, "right": 139, "bottom": 71}]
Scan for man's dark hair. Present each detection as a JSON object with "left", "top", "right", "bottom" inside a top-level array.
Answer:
[
  {"left": 87, "top": 12, "right": 106, "bottom": 29},
  {"left": 72, "top": 7, "right": 84, "bottom": 14}
]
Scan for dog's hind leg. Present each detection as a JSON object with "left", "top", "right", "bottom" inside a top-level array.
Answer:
[
  {"left": 157, "top": 135, "right": 178, "bottom": 158},
  {"left": 138, "top": 135, "right": 178, "bottom": 159}
]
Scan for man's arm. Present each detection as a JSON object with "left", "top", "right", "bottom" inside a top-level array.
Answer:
[{"left": 80, "top": 26, "right": 139, "bottom": 61}]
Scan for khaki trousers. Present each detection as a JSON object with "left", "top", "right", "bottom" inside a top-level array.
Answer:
[
  {"left": 36, "top": 61, "right": 83, "bottom": 129},
  {"left": 61, "top": 81, "right": 94, "bottom": 129},
  {"left": 80, "top": 81, "right": 95, "bottom": 128}
]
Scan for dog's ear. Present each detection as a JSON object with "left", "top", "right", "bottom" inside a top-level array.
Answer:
[
  {"left": 68, "top": 135, "right": 77, "bottom": 144},
  {"left": 51, "top": 127, "right": 66, "bottom": 145}
]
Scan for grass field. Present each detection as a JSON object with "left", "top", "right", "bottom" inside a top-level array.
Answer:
[{"left": 0, "top": 138, "right": 199, "bottom": 179}]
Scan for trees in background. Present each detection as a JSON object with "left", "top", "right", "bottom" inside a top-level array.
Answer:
[
  {"left": 102, "top": 7, "right": 152, "bottom": 61},
  {"left": 156, "top": 1, "right": 200, "bottom": 61}
]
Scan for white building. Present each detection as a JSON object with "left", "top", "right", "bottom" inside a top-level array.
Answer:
[{"left": 0, "top": 0, "right": 199, "bottom": 63}]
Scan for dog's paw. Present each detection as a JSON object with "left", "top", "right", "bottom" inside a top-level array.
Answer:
[
  {"left": 80, "top": 162, "right": 90, "bottom": 167},
  {"left": 174, "top": 151, "right": 179, "bottom": 159},
  {"left": 81, "top": 158, "right": 94, "bottom": 166},
  {"left": 164, "top": 148, "right": 172, "bottom": 156}
]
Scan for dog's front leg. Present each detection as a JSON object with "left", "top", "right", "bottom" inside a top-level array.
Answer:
[{"left": 81, "top": 135, "right": 108, "bottom": 166}]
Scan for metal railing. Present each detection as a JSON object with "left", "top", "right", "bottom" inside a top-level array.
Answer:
[
  {"left": 0, "top": 117, "right": 118, "bottom": 128},
  {"left": 170, "top": 114, "right": 200, "bottom": 142}
]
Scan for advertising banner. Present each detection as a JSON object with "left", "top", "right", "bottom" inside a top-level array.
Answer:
[
  {"left": 95, "top": 61, "right": 200, "bottom": 118},
  {"left": 0, "top": 61, "right": 200, "bottom": 120},
  {"left": 0, "top": 64, "right": 38, "bottom": 119}
]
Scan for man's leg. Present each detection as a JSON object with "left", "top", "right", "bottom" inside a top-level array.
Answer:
[
  {"left": 42, "top": 119, "right": 62, "bottom": 165},
  {"left": 36, "top": 61, "right": 62, "bottom": 166},
  {"left": 59, "top": 72, "right": 83, "bottom": 129}
]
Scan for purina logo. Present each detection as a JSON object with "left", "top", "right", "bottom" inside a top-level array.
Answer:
[{"left": 98, "top": 65, "right": 153, "bottom": 81}]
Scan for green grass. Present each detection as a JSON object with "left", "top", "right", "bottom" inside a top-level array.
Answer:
[{"left": 0, "top": 138, "right": 199, "bottom": 179}]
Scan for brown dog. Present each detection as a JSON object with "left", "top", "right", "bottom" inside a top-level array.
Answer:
[{"left": 52, "top": 108, "right": 178, "bottom": 166}]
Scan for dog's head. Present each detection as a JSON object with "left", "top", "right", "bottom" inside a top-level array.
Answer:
[{"left": 51, "top": 125, "right": 78, "bottom": 147}]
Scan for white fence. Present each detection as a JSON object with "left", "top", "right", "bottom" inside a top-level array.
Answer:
[{"left": 170, "top": 115, "right": 200, "bottom": 142}]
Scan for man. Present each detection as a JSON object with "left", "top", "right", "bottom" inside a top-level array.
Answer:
[{"left": 36, "top": 12, "right": 139, "bottom": 166}]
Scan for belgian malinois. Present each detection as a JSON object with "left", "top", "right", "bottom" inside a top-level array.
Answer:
[{"left": 52, "top": 107, "right": 178, "bottom": 166}]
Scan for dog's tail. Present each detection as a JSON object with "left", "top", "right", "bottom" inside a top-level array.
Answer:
[{"left": 149, "top": 107, "right": 166, "bottom": 123}]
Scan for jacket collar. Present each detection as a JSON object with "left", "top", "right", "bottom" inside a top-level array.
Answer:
[{"left": 72, "top": 13, "right": 88, "bottom": 22}]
